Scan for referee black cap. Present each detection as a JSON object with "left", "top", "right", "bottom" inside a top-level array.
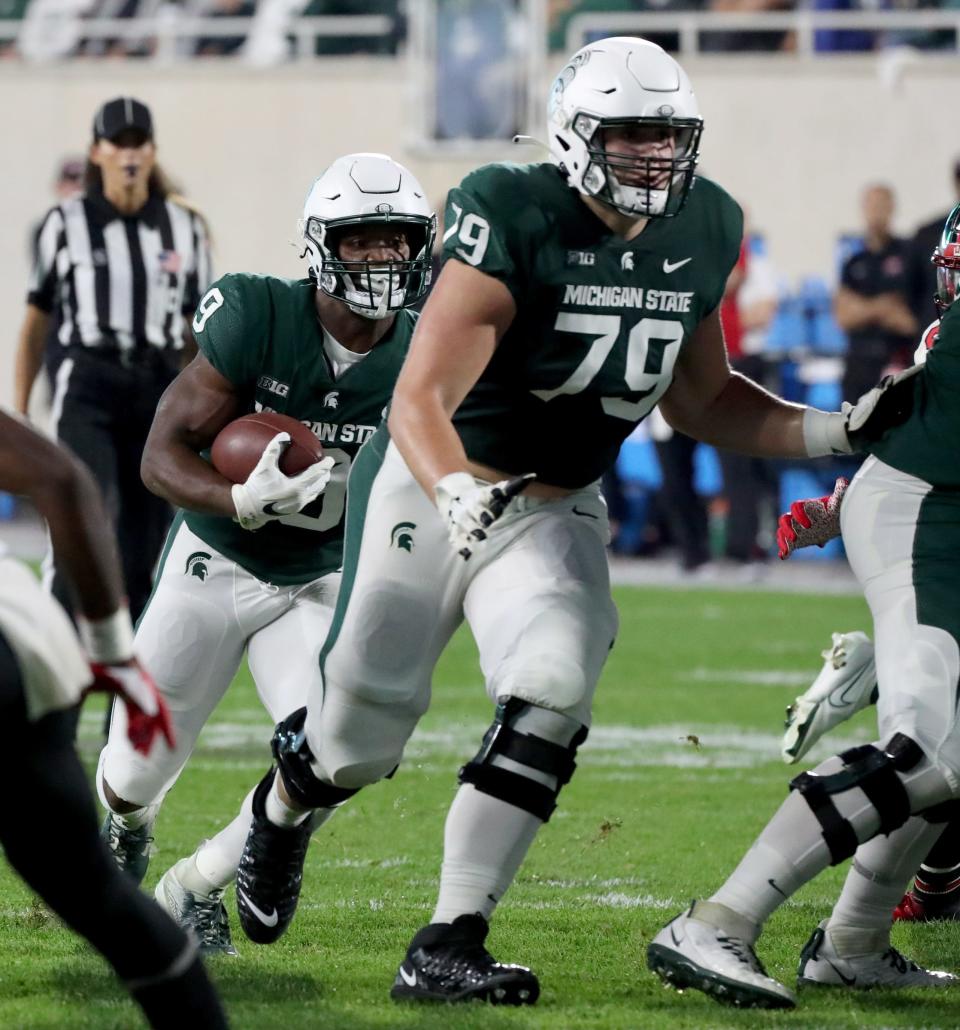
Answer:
[{"left": 93, "top": 97, "right": 154, "bottom": 143}]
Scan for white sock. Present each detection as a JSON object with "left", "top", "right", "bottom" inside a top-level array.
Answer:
[
  {"left": 264, "top": 774, "right": 312, "bottom": 828},
  {"left": 194, "top": 789, "right": 256, "bottom": 890},
  {"left": 431, "top": 784, "right": 542, "bottom": 924},
  {"left": 827, "top": 815, "right": 945, "bottom": 944}
]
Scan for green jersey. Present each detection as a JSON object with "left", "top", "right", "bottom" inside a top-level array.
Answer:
[
  {"left": 868, "top": 303, "right": 960, "bottom": 488},
  {"left": 442, "top": 162, "right": 743, "bottom": 487},
  {"left": 185, "top": 273, "right": 415, "bottom": 585}
]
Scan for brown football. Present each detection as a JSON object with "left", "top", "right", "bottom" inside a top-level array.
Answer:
[{"left": 211, "top": 412, "right": 323, "bottom": 484}]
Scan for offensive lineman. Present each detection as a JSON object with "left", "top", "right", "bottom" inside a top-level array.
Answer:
[
  {"left": 234, "top": 37, "right": 881, "bottom": 1004},
  {"left": 96, "top": 153, "right": 435, "bottom": 954},
  {"left": 649, "top": 204, "right": 960, "bottom": 1008},
  {"left": 0, "top": 410, "right": 227, "bottom": 1028}
]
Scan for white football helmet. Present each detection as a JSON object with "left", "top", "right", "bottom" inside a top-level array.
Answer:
[
  {"left": 301, "top": 153, "right": 436, "bottom": 319},
  {"left": 933, "top": 201, "right": 960, "bottom": 315},
  {"left": 547, "top": 36, "right": 702, "bottom": 219}
]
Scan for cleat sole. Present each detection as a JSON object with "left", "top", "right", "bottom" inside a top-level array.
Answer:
[
  {"left": 390, "top": 974, "right": 540, "bottom": 1006},
  {"left": 647, "top": 944, "right": 795, "bottom": 1010}
]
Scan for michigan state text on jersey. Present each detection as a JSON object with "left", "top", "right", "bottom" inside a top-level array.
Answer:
[
  {"left": 185, "top": 272, "right": 415, "bottom": 584},
  {"left": 445, "top": 161, "right": 740, "bottom": 484}
]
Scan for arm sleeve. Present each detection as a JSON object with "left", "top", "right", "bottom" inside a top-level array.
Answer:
[
  {"left": 191, "top": 275, "right": 264, "bottom": 389},
  {"left": 182, "top": 212, "right": 214, "bottom": 315},
  {"left": 26, "top": 208, "right": 64, "bottom": 313},
  {"left": 442, "top": 180, "right": 525, "bottom": 300}
]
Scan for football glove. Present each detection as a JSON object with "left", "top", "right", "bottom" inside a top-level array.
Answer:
[
  {"left": 231, "top": 432, "right": 335, "bottom": 531},
  {"left": 776, "top": 476, "right": 848, "bottom": 560},
  {"left": 434, "top": 471, "right": 536, "bottom": 560},
  {"left": 86, "top": 659, "right": 175, "bottom": 756},
  {"left": 842, "top": 363, "right": 923, "bottom": 450}
]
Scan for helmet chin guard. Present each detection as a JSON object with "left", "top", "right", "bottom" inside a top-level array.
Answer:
[
  {"left": 548, "top": 37, "right": 702, "bottom": 219},
  {"left": 301, "top": 153, "right": 436, "bottom": 319}
]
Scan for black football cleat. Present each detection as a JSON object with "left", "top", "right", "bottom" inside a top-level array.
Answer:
[
  {"left": 235, "top": 768, "right": 313, "bottom": 944},
  {"left": 390, "top": 914, "right": 540, "bottom": 1005}
]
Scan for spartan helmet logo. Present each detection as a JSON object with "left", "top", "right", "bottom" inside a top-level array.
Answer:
[
  {"left": 389, "top": 521, "right": 416, "bottom": 552},
  {"left": 621, "top": 252, "right": 635, "bottom": 271},
  {"left": 184, "top": 551, "right": 212, "bottom": 581},
  {"left": 323, "top": 391, "right": 340, "bottom": 409}
]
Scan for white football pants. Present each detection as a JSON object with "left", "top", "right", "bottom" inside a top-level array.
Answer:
[
  {"left": 303, "top": 438, "right": 620, "bottom": 789},
  {"left": 99, "top": 517, "right": 339, "bottom": 807}
]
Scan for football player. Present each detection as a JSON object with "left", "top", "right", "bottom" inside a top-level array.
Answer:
[
  {"left": 649, "top": 202, "right": 960, "bottom": 1007},
  {"left": 96, "top": 153, "right": 435, "bottom": 955},
  {"left": 232, "top": 37, "right": 885, "bottom": 1004},
  {"left": 0, "top": 410, "right": 227, "bottom": 1028}
]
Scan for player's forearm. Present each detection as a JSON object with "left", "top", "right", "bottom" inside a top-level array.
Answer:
[
  {"left": 141, "top": 438, "right": 236, "bottom": 517},
  {"left": 388, "top": 390, "right": 471, "bottom": 498},
  {"left": 667, "top": 372, "right": 810, "bottom": 458},
  {"left": 32, "top": 452, "right": 125, "bottom": 621},
  {"left": 13, "top": 312, "right": 48, "bottom": 415}
]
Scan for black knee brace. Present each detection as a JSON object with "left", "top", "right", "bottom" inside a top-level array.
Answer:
[
  {"left": 459, "top": 698, "right": 588, "bottom": 822},
  {"left": 790, "top": 732, "right": 923, "bottom": 865},
  {"left": 271, "top": 708, "right": 359, "bottom": 810}
]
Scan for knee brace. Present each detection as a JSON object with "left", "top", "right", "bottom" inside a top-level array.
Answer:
[
  {"left": 272, "top": 708, "right": 361, "bottom": 809},
  {"left": 790, "top": 732, "right": 923, "bottom": 865},
  {"left": 458, "top": 698, "right": 588, "bottom": 822}
]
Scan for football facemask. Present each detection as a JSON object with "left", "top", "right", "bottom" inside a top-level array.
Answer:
[
  {"left": 933, "top": 202, "right": 960, "bottom": 316},
  {"left": 304, "top": 216, "right": 434, "bottom": 319}
]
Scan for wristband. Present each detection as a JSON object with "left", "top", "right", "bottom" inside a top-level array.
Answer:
[
  {"left": 802, "top": 408, "right": 851, "bottom": 458},
  {"left": 77, "top": 606, "right": 135, "bottom": 664}
]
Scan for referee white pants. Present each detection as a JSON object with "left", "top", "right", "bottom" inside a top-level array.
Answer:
[
  {"left": 303, "top": 438, "right": 620, "bottom": 789},
  {"left": 99, "top": 517, "right": 339, "bottom": 807}
]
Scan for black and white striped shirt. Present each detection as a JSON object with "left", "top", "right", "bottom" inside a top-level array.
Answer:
[{"left": 28, "top": 187, "right": 212, "bottom": 353}]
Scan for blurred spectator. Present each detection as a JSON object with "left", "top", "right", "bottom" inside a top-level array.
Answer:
[
  {"left": 301, "top": 0, "right": 402, "bottom": 56},
  {"left": 701, "top": 0, "right": 794, "bottom": 53},
  {"left": 652, "top": 415, "right": 712, "bottom": 574},
  {"left": 194, "top": 0, "right": 254, "bottom": 55},
  {"left": 907, "top": 158, "right": 960, "bottom": 327},
  {"left": 717, "top": 234, "right": 780, "bottom": 568},
  {"left": 0, "top": 0, "right": 29, "bottom": 57},
  {"left": 813, "top": 0, "right": 880, "bottom": 52},
  {"left": 834, "top": 183, "right": 917, "bottom": 402}
]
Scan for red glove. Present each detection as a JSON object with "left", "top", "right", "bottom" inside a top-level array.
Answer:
[
  {"left": 776, "top": 477, "right": 849, "bottom": 560},
  {"left": 87, "top": 659, "right": 176, "bottom": 756}
]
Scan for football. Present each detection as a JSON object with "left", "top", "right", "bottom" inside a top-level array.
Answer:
[{"left": 210, "top": 412, "right": 323, "bottom": 484}]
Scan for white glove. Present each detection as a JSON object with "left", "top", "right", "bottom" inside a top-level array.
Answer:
[
  {"left": 434, "top": 471, "right": 536, "bottom": 560},
  {"left": 231, "top": 432, "right": 335, "bottom": 531}
]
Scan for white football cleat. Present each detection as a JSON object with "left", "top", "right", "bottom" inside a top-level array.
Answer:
[
  {"left": 155, "top": 858, "right": 238, "bottom": 957},
  {"left": 782, "top": 631, "right": 877, "bottom": 764},
  {"left": 797, "top": 920, "right": 957, "bottom": 989},
  {"left": 647, "top": 904, "right": 796, "bottom": 1009}
]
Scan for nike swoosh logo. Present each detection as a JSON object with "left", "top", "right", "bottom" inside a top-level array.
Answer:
[
  {"left": 826, "top": 960, "right": 856, "bottom": 987},
  {"left": 572, "top": 506, "right": 598, "bottom": 519},
  {"left": 768, "top": 878, "right": 787, "bottom": 899},
  {"left": 263, "top": 502, "right": 283, "bottom": 516},
  {"left": 670, "top": 923, "right": 683, "bottom": 947},
  {"left": 238, "top": 889, "right": 279, "bottom": 927},
  {"left": 662, "top": 258, "right": 692, "bottom": 274},
  {"left": 398, "top": 964, "right": 417, "bottom": 987}
]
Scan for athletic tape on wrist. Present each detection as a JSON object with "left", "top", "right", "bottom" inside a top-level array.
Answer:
[
  {"left": 802, "top": 408, "right": 850, "bottom": 458},
  {"left": 78, "top": 607, "right": 135, "bottom": 664}
]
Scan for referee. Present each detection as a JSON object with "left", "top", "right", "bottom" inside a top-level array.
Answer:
[{"left": 13, "top": 97, "right": 212, "bottom": 621}]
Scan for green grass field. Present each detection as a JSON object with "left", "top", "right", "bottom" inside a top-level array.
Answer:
[{"left": 3, "top": 584, "right": 959, "bottom": 1029}]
